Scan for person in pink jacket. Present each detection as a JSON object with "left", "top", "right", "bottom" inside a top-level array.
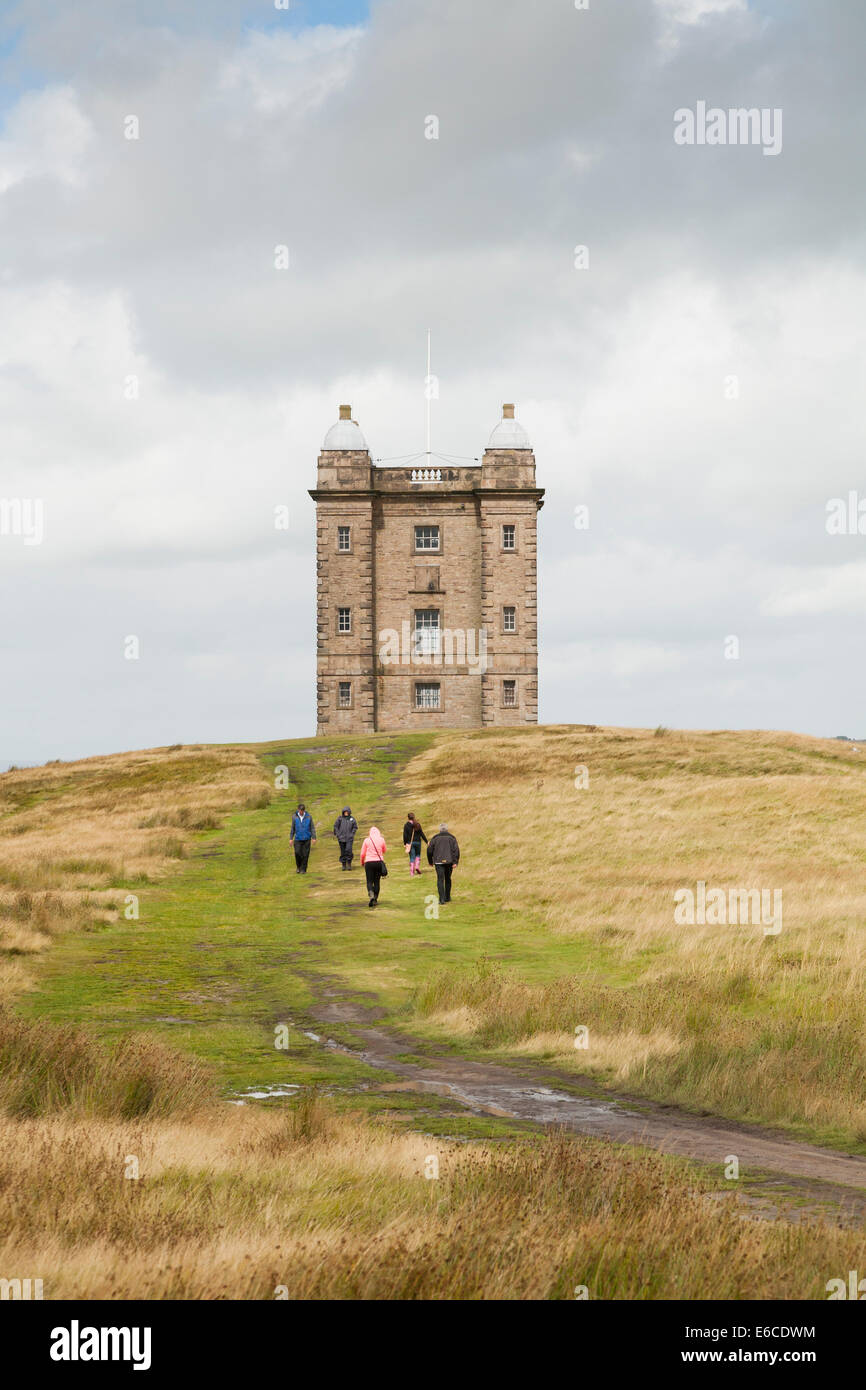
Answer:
[{"left": 359, "top": 826, "right": 387, "bottom": 908}]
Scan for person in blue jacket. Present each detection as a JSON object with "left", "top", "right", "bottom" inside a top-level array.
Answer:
[{"left": 290, "top": 802, "right": 316, "bottom": 874}]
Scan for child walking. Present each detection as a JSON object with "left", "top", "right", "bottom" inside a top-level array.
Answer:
[{"left": 402, "top": 812, "right": 428, "bottom": 876}]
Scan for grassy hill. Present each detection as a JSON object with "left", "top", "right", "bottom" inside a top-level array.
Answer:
[
  {"left": 2, "top": 724, "right": 866, "bottom": 1298},
  {"left": 405, "top": 725, "right": 866, "bottom": 1148}
]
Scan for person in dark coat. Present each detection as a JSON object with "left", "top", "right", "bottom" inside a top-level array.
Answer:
[
  {"left": 333, "top": 807, "right": 358, "bottom": 869},
  {"left": 426, "top": 823, "right": 460, "bottom": 904},
  {"left": 289, "top": 802, "right": 316, "bottom": 874},
  {"left": 402, "top": 811, "right": 428, "bottom": 876}
]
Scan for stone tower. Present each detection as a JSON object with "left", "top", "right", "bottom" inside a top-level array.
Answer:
[{"left": 310, "top": 403, "right": 543, "bottom": 734}]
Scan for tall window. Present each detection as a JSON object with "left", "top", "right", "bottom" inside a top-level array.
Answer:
[
  {"left": 337, "top": 607, "right": 352, "bottom": 633},
  {"left": 502, "top": 524, "right": 516, "bottom": 551},
  {"left": 415, "top": 524, "right": 440, "bottom": 552},
  {"left": 337, "top": 526, "right": 351, "bottom": 552},
  {"left": 413, "top": 609, "right": 440, "bottom": 656},
  {"left": 415, "top": 682, "right": 441, "bottom": 710},
  {"left": 503, "top": 606, "right": 516, "bottom": 632},
  {"left": 338, "top": 681, "right": 352, "bottom": 708},
  {"left": 503, "top": 679, "right": 517, "bottom": 707}
]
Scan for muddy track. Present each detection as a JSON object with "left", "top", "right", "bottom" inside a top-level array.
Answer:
[{"left": 304, "top": 975, "right": 866, "bottom": 1212}]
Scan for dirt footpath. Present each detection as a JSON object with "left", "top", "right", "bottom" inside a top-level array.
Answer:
[{"left": 308, "top": 979, "right": 866, "bottom": 1217}]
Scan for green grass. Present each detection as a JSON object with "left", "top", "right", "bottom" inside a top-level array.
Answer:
[
  {"left": 9, "top": 729, "right": 866, "bottom": 1302},
  {"left": 8, "top": 737, "right": 474, "bottom": 1103},
  {"left": 14, "top": 733, "right": 625, "bottom": 1113},
  {"left": 13, "top": 729, "right": 866, "bottom": 1153}
]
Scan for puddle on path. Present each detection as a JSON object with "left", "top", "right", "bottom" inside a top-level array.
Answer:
[
  {"left": 301, "top": 998, "right": 866, "bottom": 1204},
  {"left": 238, "top": 997, "right": 866, "bottom": 1218},
  {"left": 231, "top": 1084, "right": 300, "bottom": 1105}
]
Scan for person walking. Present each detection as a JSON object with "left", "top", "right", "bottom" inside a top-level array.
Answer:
[
  {"left": 289, "top": 802, "right": 316, "bottom": 874},
  {"left": 426, "top": 823, "right": 460, "bottom": 904},
  {"left": 402, "top": 812, "right": 428, "bottom": 876},
  {"left": 359, "top": 826, "right": 387, "bottom": 908},
  {"left": 333, "top": 807, "right": 358, "bottom": 870}
]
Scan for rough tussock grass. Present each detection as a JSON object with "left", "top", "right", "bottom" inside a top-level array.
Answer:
[
  {"left": 0, "top": 1093, "right": 862, "bottom": 1300},
  {"left": 407, "top": 726, "right": 866, "bottom": 1146},
  {"left": 0, "top": 1010, "right": 216, "bottom": 1119}
]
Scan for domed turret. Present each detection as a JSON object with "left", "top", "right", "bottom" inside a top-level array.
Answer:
[
  {"left": 487, "top": 403, "right": 531, "bottom": 449},
  {"left": 323, "top": 404, "right": 367, "bottom": 451}
]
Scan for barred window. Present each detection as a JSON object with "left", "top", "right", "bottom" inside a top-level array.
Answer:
[
  {"left": 337, "top": 607, "right": 351, "bottom": 633},
  {"left": 414, "top": 525, "right": 440, "bottom": 552},
  {"left": 502, "top": 524, "right": 516, "bottom": 551},
  {"left": 338, "top": 681, "right": 352, "bottom": 708},
  {"left": 503, "top": 606, "right": 516, "bottom": 632},
  {"left": 413, "top": 608, "right": 440, "bottom": 656},
  {"left": 503, "top": 679, "right": 517, "bottom": 708},
  {"left": 415, "top": 682, "right": 441, "bottom": 710},
  {"left": 337, "top": 526, "right": 351, "bottom": 552}
]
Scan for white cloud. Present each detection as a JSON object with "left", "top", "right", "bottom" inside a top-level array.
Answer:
[
  {"left": 216, "top": 25, "right": 364, "bottom": 118},
  {"left": 655, "top": 0, "right": 747, "bottom": 24},
  {"left": 0, "top": 86, "right": 93, "bottom": 194},
  {"left": 550, "top": 641, "right": 688, "bottom": 680},
  {"left": 761, "top": 564, "right": 866, "bottom": 617}
]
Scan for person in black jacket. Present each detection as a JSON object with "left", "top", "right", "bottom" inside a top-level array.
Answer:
[
  {"left": 402, "top": 812, "right": 428, "bottom": 876},
  {"left": 333, "top": 807, "right": 358, "bottom": 869},
  {"left": 426, "top": 823, "right": 460, "bottom": 904}
]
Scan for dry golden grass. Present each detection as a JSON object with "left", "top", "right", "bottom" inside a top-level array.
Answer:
[
  {"left": 1, "top": 1094, "right": 863, "bottom": 1300},
  {"left": 407, "top": 726, "right": 866, "bottom": 1143},
  {"left": 0, "top": 744, "right": 269, "bottom": 1000},
  {"left": 510, "top": 1028, "right": 681, "bottom": 1079},
  {"left": 0, "top": 721, "right": 862, "bottom": 1299},
  {"left": 0, "top": 1010, "right": 216, "bottom": 1118}
]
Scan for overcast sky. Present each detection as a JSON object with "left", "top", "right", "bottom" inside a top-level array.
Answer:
[{"left": 1, "top": 0, "right": 864, "bottom": 764}]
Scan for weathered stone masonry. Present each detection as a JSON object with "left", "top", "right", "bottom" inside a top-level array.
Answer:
[{"left": 309, "top": 404, "right": 544, "bottom": 734}]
